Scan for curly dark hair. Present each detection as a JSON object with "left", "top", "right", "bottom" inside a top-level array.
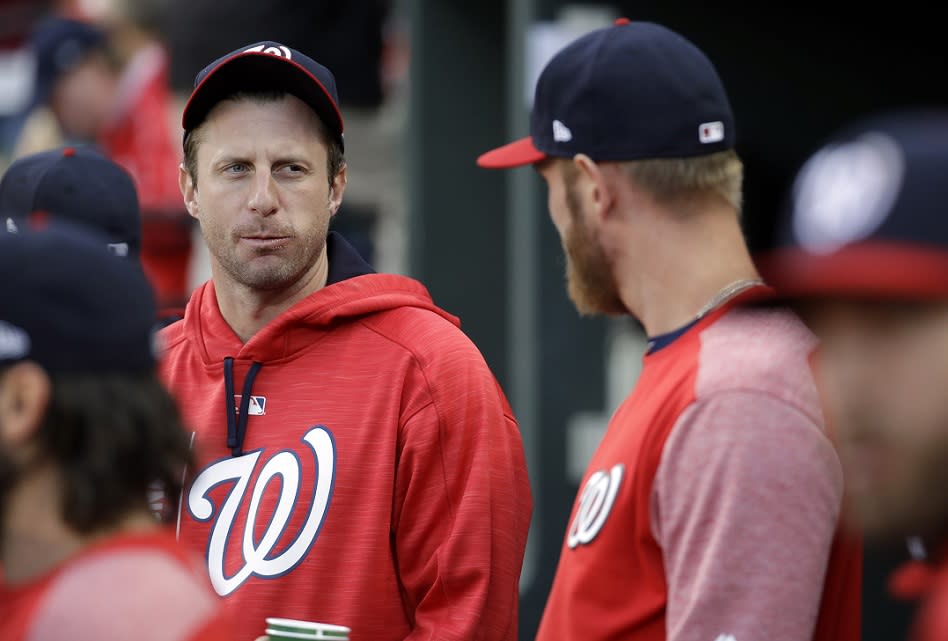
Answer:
[{"left": 36, "top": 372, "right": 194, "bottom": 532}]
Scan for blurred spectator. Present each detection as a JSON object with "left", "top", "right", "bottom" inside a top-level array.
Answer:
[
  {"left": 0, "top": 0, "right": 54, "bottom": 167},
  {"left": 164, "top": 0, "right": 410, "bottom": 274},
  {"left": 14, "top": 9, "right": 193, "bottom": 311}
]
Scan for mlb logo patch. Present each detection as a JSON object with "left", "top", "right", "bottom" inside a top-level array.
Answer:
[
  {"left": 234, "top": 395, "right": 267, "bottom": 416},
  {"left": 699, "top": 121, "right": 725, "bottom": 144}
]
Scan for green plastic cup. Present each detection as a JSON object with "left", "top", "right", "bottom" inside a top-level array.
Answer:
[{"left": 265, "top": 618, "right": 350, "bottom": 641}]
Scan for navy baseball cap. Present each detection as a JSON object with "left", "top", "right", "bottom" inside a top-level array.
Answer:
[
  {"left": 758, "top": 109, "right": 948, "bottom": 300},
  {"left": 0, "top": 146, "right": 141, "bottom": 257},
  {"left": 478, "top": 19, "right": 734, "bottom": 169},
  {"left": 0, "top": 221, "right": 158, "bottom": 374},
  {"left": 28, "top": 16, "right": 106, "bottom": 110},
  {"left": 182, "top": 41, "right": 344, "bottom": 151}
]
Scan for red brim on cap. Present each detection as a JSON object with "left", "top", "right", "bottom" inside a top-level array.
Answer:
[
  {"left": 477, "top": 136, "right": 547, "bottom": 169},
  {"left": 757, "top": 242, "right": 948, "bottom": 301}
]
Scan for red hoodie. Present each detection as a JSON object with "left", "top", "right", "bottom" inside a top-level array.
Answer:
[{"left": 159, "top": 234, "right": 532, "bottom": 641}]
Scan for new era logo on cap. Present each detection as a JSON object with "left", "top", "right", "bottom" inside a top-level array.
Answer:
[
  {"left": 553, "top": 119, "right": 573, "bottom": 142},
  {"left": 699, "top": 121, "right": 725, "bottom": 144},
  {"left": 0, "top": 321, "right": 30, "bottom": 360},
  {"left": 107, "top": 242, "right": 129, "bottom": 257}
]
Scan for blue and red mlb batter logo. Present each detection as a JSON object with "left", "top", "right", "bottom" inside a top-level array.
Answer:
[{"left": 234, "top": 395, "right": 267, "bottom": 416}]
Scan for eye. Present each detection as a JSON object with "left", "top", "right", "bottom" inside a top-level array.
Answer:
[
  {"left": 278, "top": 163, "right": 307, "bottom": 176},
  {"left": 224, "top": 163, "right": 249, "bottom": 175}
]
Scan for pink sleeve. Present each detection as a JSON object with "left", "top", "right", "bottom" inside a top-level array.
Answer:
[
  {"left": 26, "top": 550, "right": 227, "bottom": 641},
  {"left": 651, "top": 391, "right": 843, "bottom": 641}
]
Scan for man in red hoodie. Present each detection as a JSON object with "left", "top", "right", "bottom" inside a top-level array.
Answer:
[{"left": 161, "top": 41, "right": 532, "bottom": 641}]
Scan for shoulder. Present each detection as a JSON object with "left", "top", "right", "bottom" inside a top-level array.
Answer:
[
  {"left": 360, "top": 305, "right": 492, "bottom": 375},
  {"left": 695, "top": 305, "right": 821, "bottom": 423},
  {"left": 657, "top": 390, "right": 843, "bottom": 526},
  {"left": 360, "top": 306, "right": 512, "bottom": 420},
  {"left": 29, "top": 541, "right": 222, "bottom": 641}
]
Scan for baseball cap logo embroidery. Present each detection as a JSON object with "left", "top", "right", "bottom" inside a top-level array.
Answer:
[
  {"left": 699, "top": 121, "right": 725, "bottom": 143},
  {"left": 0, "top": 321, "right": 30, "bottom": 360},
  {"left": 792, "top": 132, "right": 904, "bottom": 254},
  {"left": 243, "top": 43, "right": 292, "bottom": 59},
  {"left": 5, "top": 218, "right": 17, "bottom": 233},
  {"left": 107, "top": 242, "right": 129, "bottom": 257},
  {"left": 552, "top": 119, "right": 573, "bottom": 143}
]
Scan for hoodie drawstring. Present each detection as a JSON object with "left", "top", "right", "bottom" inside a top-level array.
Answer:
[{"left": 224, "top": 357, "right": 264, "bottom": 457}]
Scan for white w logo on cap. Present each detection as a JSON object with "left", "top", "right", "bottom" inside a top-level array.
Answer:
[{"left": 243, "top": 44, "right": 292, "bottom": 59}]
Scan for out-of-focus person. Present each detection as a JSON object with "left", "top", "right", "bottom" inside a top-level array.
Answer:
[
  {"left": 0, "top": 220, "right": 232, "bottom": 641},
  {"left": 760, "top": 109, "right": 948, "bottom": 641},
  {"left": 17, "top": 11, "right": 193, "bottom": 312},
  {"left": 0, "top": 0, "right": 55, "bottom": 169},
  {"left": 0, "top": 145, "right": 140, "bottom": 259}
]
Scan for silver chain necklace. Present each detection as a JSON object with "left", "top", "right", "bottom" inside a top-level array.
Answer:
[{"left": 694, "top": 278, "right": 766, "bottom": 320}]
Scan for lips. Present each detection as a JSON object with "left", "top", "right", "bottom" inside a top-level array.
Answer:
[{"left": 241, "top": 235, "right": 291, "bottom": 249}]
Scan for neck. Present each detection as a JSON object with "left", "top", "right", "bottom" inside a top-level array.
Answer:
[
  {"left": 617, "top": 202, "right": 761, "bottom": 337},
  {"left": 213, "top": 249, "right": 330, "bottom": 344},
  {"left": 1, "top": 466, "right": 159, "bottom": 585}
]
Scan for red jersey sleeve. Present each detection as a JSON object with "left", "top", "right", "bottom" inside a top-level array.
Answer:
[{"left": 391, "top": 344, "right": 532, "bottom": 641}]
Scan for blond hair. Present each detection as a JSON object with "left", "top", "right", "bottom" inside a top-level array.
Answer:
[{"left": 619, "top": 149, "right": 744, "bottom": 214}]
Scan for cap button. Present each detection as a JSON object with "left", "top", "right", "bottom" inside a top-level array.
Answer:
[
  {"left": 614, "top": 17, "right": 631, "bottom": 25},
  {"left": 62, "top": 147, "right": 76, "bottom": 157},
  {"left": 29, "top": 211, "right": 50, "bottom": 229}
]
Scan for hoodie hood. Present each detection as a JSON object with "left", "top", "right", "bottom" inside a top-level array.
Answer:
[{"left": 181, "top": 232, "right": 460, "bottom": 366}]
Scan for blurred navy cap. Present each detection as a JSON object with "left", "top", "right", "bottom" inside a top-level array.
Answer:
[
  {"left": 182, "top": 41, "right": 344, "bottom": 151},
  {"left": 0, "top": 146, "right": 141, "bottom": 257},
  {"left": 759, "top": 109, "right": 948, "bottom": 300},
  {"left": 478, "top": 19, "right": 734, "bottom": 168},
  {"left": 28, "top": 16, "right": 106, "bottom": 109},
  {"left": 0, "top": 220, "right": 158, "bottom": 374}
]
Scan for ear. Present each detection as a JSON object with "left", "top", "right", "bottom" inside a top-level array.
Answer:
[
  {"left": 0, "top": 362, "right": 50, "bottom": 448},
  {"left": 328, "top": 163, "right": 348, "bottom": 217},
  {"left": 179, "top": 163, "right": 199, "bottom": 220},
  {"left": 573, "top": 154, "right": 614, "bottom": 222}
]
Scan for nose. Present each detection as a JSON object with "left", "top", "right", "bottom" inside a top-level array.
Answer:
[{"left": 248, "top": 171, "right": 278, "bottom": 217}]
